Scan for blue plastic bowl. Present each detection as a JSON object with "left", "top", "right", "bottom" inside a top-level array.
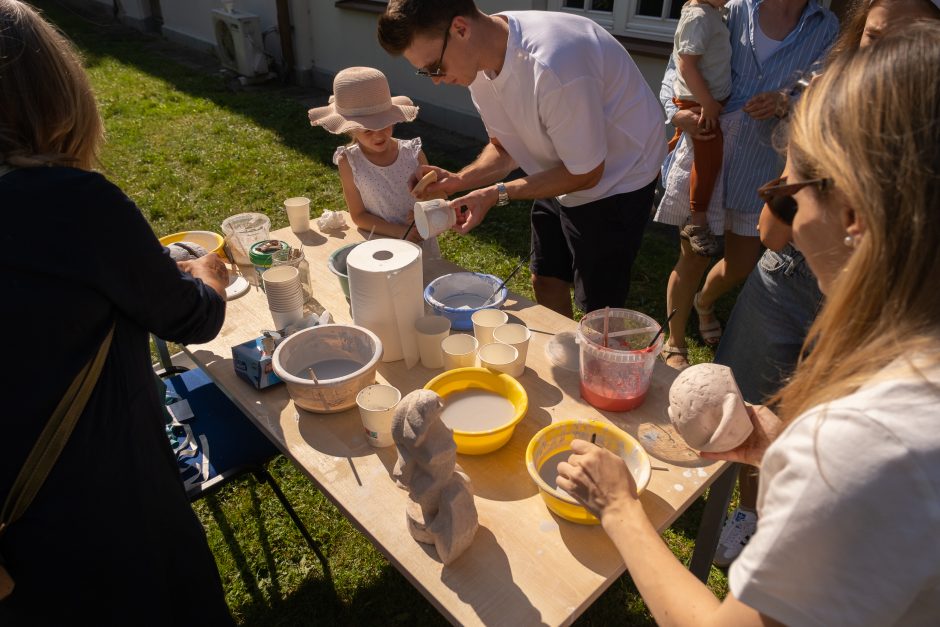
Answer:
[{"left": 424, "top": 272, "right": 508, "bottom": 331}]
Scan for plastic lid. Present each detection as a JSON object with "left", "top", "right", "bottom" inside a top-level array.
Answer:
[
  {"left": 248, "top": 239, "right": 290, "bottom": 267},
  {"left": 545, "top": 331, "right": 580, "bottom": 372}
]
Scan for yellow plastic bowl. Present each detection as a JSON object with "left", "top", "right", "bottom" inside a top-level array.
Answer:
[
  {"left": 159, "top": 230, "right": 226, "bottom": 260},
  {"left": 424, "top": 367, "right": 528, "bottom": 455},
  {"left": 526, "top": 419, "right": 651, "bottom": 525}
]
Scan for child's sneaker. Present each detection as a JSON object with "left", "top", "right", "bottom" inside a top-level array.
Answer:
[
  {"left": 713, "top": 507, "right": 758, "bottom": 567},
  {"left": 680, "top": 223, "right": 721, "bottom": 257}
]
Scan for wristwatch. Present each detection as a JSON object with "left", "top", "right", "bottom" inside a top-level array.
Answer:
[{"left": 495, "top": 181, "right": 510, "bottom": 207}]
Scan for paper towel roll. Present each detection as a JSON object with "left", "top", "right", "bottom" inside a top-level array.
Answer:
[{"left": 346, "top": 239, "right": 424, "bottom": 367}]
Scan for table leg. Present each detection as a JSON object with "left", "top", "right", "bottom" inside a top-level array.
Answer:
[{"left": 688, "top": 463, "right": 738, "bottom": 582}]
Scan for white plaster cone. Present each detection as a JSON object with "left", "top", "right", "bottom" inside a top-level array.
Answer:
[{"left": 667, "top": 363, "right": 753, "bottom": 453}]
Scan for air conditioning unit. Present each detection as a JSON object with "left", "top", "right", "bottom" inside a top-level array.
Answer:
[{"left": 211, "top": 9, "right": 269, "bottom": 78}]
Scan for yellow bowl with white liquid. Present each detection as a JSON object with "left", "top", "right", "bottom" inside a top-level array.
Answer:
[
  {"left": 423, "top": 367, "right": 528, "bottom": 455},
  {"left": 526, "top": 420, "right": 651, "bottom": 525}
]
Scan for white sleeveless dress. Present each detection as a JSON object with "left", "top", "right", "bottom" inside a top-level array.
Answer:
[{"left": 333, "top": 137, "right": 440, "bottom": 259}]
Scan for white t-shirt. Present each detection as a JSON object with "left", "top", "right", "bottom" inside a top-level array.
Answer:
[
  {"left": 730, "top": 362, "right": 940, "bottom": 626},
  {"left": 468, "top": 11, "right": 666, "bottom": 207},
  {"left": 753, "top": 21, "right": 784, "bottom": 64},
  {"left": 672, "top": 4, "right": 732, "bottom": 101}
]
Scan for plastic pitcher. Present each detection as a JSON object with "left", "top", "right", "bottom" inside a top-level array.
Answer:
[
  {"left": 576, "top": 309, "right": 663, "bottom": 412},
  {"left": 221, "top": 212, "right": 271, "bottom": 265}
]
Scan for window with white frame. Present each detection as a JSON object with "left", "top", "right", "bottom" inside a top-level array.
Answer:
[{"left": 547, "top": 0, "right": 682, "bottom": 43}]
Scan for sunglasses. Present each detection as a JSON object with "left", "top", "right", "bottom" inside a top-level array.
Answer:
[
  {"left": 415, "top": 24, "right": 450, "bottom": 78},
  {"left": 757, "top": 175, "right": 830, "bottom": 225}
]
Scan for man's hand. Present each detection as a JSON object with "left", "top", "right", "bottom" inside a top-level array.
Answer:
[
  {"left": 674, "top": 108, "right": 717, "bottom": 141},
  {"left": 177, "top": 253, "right": 228, "bottom": 299},
  {"left": 450, "top": 185, "right": 499, "bottom": 235}
]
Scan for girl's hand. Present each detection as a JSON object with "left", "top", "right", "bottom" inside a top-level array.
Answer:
[
  {"left": 698, "top": 99, "right": 723, "bottom": 132},
  {"left": 699, "top": 404, "right": 784, "bottom": 467},
  {"left": 411, "top": 165, "right": 456, "bottom": 200},
  {"left": 556, "top": 439, "right": 643, "bottom": 522}
]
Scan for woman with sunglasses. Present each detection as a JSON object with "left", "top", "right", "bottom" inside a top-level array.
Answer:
[
  {"left": 557, "top": 22, "right": 940, "bottom": 626},
  {"left": 709, "top": 0, "right": 940, "bottom": 569}
]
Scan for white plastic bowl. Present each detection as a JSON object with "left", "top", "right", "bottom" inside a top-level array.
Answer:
[{"left": 272, "top": 324, "right": 383, "bottom": 413}]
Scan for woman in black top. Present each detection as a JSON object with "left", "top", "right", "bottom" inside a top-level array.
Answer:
[{"left": 0, "top": 1, "right": 231, "bottom": 623}]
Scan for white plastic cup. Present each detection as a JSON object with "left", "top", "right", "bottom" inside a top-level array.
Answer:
[
  {"left": 477, "top": 342, "right": 519, "bottom": 376},
  {"left": 414, "top": 199, "right": 456, "bottom": 239},
  {"left": 493, "top": 323, "right": 531, "bottom": 377},
  {"left": 441, "top": 334, "right": 479, "bottom": 370},
  {"left": 414, "top": 315, "right": 451, "bottom": 369},
  {"left": 270, "top": 305, "right": 303, "bottom": 330},
  {"left": 471, "top": 308, "right": 509, "bottom": 346},
  {"left": 284, "top": 197, "right": 311, "bottom": 234},
  {"left": 356, "top": 384, "right": 401, "bottom": 448}
]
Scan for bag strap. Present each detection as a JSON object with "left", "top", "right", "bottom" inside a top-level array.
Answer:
[{"left": 0, "top": 324, "right": 115, "bottom": 535}]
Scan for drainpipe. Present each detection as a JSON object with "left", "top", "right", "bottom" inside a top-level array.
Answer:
[{"left": 275, "top": 0, "right": 295, "bottom": 82}]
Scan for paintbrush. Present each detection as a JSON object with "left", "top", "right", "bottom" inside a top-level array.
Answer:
[
  {"left": 647, "top": 307, "right": 679, "bottom": 349},
  {"left": 483, "top": 248, "right": 535, "bottom": 305}
]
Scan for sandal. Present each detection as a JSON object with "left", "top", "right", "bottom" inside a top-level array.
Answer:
[
  {"left": 661, "top": 344, "right": 690, "bottom": 370},
  {"left": 680, "top": 224, "right": 721, "bottom": 257},
  {"left": 693, "top": 292, "right": 722, "bottom": 347}
]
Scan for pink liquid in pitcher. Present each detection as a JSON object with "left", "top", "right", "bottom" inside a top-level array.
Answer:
[{"left": 580, "top": 381, "right": 647, "bottom": 412}]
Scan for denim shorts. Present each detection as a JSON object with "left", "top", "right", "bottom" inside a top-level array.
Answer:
[{"left": 714, "top": 245, "right": 824, "bottom": 404}]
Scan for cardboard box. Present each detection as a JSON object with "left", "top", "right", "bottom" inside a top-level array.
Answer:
[{"left": 232, "top": 337, "right": 282, "bottom": 389}]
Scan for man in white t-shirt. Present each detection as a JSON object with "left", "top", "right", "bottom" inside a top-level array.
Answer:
[{"left": 378, "top": 0, "right": 666, "bottom": 317}]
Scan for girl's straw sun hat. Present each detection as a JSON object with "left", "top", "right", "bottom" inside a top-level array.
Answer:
[{"left": 308, "top": 66, "right": 418, "bottom": 134}]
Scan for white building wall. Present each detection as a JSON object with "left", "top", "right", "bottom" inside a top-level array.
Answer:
[{"left": 78, "top": 1, "right": 670, "bottom": 138}]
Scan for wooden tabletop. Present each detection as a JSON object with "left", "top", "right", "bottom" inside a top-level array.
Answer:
[{"left": 184, "top": 216, "right": 727, "bottom": 627}]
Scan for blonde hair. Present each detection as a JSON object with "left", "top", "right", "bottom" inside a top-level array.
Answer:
[
  {"left": 775, "top": 21, "right": 940, "bottom": 421},
  {"left": 0, "top": 0, "right": 103, "bottom": 170}
]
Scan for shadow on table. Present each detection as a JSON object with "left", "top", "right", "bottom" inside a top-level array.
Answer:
[{"left": 440, "top": 527, "right": 548, "bottom": 627}]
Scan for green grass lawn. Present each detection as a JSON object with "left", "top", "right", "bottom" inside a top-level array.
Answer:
[{"left": 35, "top": 1, "right": 739, "bottom": 623}]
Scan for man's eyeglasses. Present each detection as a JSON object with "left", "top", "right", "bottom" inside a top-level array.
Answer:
[
  {"left": 757, "top": 175, "right": 830, "bottom": 225},
  {"left": 415, "top": 24, "right": 450, "bottom": 78}
]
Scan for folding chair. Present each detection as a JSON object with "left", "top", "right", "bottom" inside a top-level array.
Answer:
[{"left": 153, "top": 338, "right": 331, "bottom": 580}]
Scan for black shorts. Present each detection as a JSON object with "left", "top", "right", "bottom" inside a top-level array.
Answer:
[{"left": 530, "top": 179, "right": 656, "bottom": 313}]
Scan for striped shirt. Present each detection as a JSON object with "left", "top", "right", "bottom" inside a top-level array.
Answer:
[{"left": 663, "top": 0, "right": 838, "bottom": 216}]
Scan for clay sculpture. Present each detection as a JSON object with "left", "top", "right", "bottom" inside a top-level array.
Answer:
[
  {"left": 667, "top": 363, "right": 753, "bottom": 453},
  {"left": 392, "top": 389, "right": 479, "bottom": 565}
]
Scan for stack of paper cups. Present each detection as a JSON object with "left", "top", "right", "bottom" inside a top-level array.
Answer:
[
  {"left": 346, "top": 239, "right": 424, "bottom": 367},
  {"left": 262, "top": 265, "right": 304, "bottom": 329}
]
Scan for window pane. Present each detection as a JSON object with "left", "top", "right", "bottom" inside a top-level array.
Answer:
[
  {"left": 591, "top": 0, "right": 614, "bottom": 11},
  {"left": 564, "top": 0, "right": 586, "bottom": 8},
  {"left": 669, "top": 0, "right": 682, "bottom": 19},
  {"left": 636, "top": 0, "right": 664, "bottom": 17}
]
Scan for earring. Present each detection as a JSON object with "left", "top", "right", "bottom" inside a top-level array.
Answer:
[{"left": 843, "top": 234, "right": 857, "bottom": 248}]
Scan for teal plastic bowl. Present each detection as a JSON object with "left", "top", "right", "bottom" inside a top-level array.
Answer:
[{"left": 327, "top": 242, "right": 360, "bottom": 302}]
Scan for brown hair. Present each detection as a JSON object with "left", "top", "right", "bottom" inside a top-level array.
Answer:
[
  {"left": 828, "top": 0, "right": 940, "bottom": 61},
  {"left": 775, "top": 21, "right": 940, "bottom": 421},
  {"left": 377, "top": 0, "right": 479, "bottom": 55},
  {"left": 0, "top": 0, "right": 103, "bottom": 170}
]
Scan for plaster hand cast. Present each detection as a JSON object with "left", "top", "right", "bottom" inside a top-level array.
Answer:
[
  {"left": 667, "top": 363, "right": 753, "bottom": 452},
  {"left": 391, "top": 389, "right": 479, "bottom": 565}
]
